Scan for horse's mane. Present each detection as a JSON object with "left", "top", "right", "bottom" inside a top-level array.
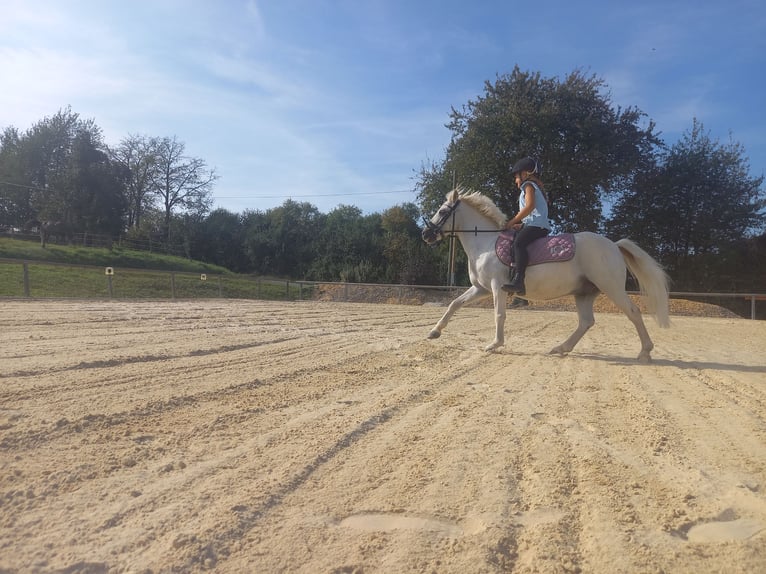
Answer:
[{"left": 448, "top": 186, "right": 508, "bottom": 228}]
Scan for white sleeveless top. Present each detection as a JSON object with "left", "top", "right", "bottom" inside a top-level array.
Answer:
[{"left": 519, "top": 180, "right": 551, "bottom": 230}]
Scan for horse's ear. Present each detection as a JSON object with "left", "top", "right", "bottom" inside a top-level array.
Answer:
[{"left": 448, "top": 187, "right": 459, "bottom": 202}]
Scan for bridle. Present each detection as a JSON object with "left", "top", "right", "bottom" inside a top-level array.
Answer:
[
  {"left": 422, "top": 200, "right": 460, "bottom": 243},
  {"left": 422, "top": 198, "right": 504, "bottom": 244}
]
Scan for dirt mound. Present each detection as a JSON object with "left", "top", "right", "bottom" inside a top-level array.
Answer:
[{"left": 312, "top": 283, "right": 740, "bottom": 318}]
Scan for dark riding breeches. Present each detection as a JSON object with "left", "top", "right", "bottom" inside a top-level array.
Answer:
[{"left": 513, "top": 225, "right": 550, "bottom": 272}]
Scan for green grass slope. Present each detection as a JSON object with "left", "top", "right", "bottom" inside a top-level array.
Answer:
[{"left": 0, "top": 237, "right": 308, "bottom": 300}]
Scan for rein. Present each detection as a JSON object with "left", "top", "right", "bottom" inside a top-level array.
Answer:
[{"left": 442, "top": 227, "right": 504, "bottom": 235}]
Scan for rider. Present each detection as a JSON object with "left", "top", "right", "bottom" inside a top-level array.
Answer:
[{"left": 502, "top": 157, "right": 551, "bottom": 296}]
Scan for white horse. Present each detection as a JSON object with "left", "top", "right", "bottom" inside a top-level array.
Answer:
[{"left": 421, "top": 187, "right": 670, "bottom": 362}]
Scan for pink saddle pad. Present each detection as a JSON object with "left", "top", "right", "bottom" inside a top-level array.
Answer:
[{"left": 495, "top": 230, "right": 576, "bottom": 267}]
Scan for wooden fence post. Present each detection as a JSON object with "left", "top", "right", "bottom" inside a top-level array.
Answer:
[{"left": 22, "top": 262, "right": 30, "bottom": 297}]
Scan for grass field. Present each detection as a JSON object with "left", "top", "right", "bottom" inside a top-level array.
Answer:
[{"left": 0, "top": 237, "right": 308, "bottom": 300}]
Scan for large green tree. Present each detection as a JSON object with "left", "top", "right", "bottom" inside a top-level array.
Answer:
[
  {"left": 417, "top": 67, "right": 660, "bottom": 232},
  {"left": 308, "top": 205, "right": 383, "bottom": 282},
  {"left": 607, "top": 119, "right": 765, "bottom": 290},
  {"left": 0, "top": 127, "right": 31, "bottom": 228},
  {"left": 65, "top": 129, "right": 127, "bottom": 242},
  {"left": 2, "top": 107, "right": 126, "bottom": 246},
  {"left": 380, "top": 203, "right": 443, "bottom": 285},
  {"left": 189, "top": 208, "right": 249, "bottom": 272},
  {"left": 243, "top": 200, "right": 323, "bottom": 278}
]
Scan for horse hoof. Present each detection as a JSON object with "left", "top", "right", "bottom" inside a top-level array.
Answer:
[
  {"left": 637, "top": 353, "right": 652, "bottom": 364},
  {"left": 427, "top": 330, "right": 441, "bottom": 339},
  {"left": 549, "top": 346, "right": 568, "bottom": 356},
  {"left": 484, "top": 342, "right": 503, "bottom": 352}
]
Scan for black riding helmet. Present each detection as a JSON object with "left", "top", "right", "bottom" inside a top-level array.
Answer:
[{"left": 510, "top": 157, "right": 539, "bottom": 175}]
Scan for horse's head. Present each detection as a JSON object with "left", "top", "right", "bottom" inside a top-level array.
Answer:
[
  {"left": 422, "top": 187, "right": 507, "bottom": 245},
  {"left": 421, "top": 196, "right": 461, "bottom": 245}
]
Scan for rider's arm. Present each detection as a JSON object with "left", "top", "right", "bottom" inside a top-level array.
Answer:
[{"left": 506, "top": 183, "right": 536, "bottom": 228}]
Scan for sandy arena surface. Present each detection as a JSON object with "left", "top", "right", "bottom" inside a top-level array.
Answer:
[{"left": 1, "top": 299, "right": 765, "bottom": 573}]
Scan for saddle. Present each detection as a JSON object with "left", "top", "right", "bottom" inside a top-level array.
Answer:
[{"left": 495, "top": 230, "right": 576, "bottom": 268}]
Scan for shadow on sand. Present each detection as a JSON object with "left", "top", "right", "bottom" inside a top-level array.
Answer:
[{"left": 567, "top": 353, "right": 766, "bottom": 374}]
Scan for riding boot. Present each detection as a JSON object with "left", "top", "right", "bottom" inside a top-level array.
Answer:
[{"left": 502, "top": 270, "right": 526, "bottom": 295}]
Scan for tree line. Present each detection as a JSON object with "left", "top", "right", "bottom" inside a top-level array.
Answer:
[
  {"left": 0, "top": 107, "right": 216, "bottom": 249},
  {"left": 1, "top": 67, "right": 765, "bottom": 293},
  {"left": 0, "top": 106, "right": 443, "bottom": 284}
]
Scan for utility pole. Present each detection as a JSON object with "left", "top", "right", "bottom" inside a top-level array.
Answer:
[{"left": 448, "top": 171, "right": 457, "bottom": 286}]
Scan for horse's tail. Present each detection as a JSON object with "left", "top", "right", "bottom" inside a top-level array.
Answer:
[{"left": 616, "top": 239, "right": 671, "bottom": 328}]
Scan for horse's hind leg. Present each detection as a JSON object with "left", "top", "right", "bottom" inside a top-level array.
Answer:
[
  {"left": 428, "top": 285, "right": 488, "bottom": 339},
  {"left": 550, "top": 293, "right": 596, "bottom": 356},
  {"left": 604, "top": 290, "right": 654, "bottom": 362}
]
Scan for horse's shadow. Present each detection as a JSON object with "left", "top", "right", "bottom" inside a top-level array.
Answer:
[{"left": 566, "top": 352, "right": 766, "bottom": 374}]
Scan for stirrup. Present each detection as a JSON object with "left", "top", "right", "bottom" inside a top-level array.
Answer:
[{"left": 509, "top": 297, "right": 529, "bottom": 308}]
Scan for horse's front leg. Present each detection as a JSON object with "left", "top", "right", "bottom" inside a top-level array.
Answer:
[
  {"left": 484, "top": 283, "right": 508, "bottom": 352},
  {"left": 428, "top": 285, "right": 489, "bottom": 340}
]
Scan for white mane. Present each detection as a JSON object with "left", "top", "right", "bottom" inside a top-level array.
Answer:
[{"left": 447, "top": 186, "right": 507, "bottom": 228}]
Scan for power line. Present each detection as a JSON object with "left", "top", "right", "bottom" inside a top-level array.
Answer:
[
  {"left": 0, "top": 180, "right": 49, "bottom": 192},
  {"left": 1, "top": 180, "right": 416, "bottom": 200}
]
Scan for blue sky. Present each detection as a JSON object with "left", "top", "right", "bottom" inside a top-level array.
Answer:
[{"left": 1, "top": 0, "right": 764, "bottom": 216}]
